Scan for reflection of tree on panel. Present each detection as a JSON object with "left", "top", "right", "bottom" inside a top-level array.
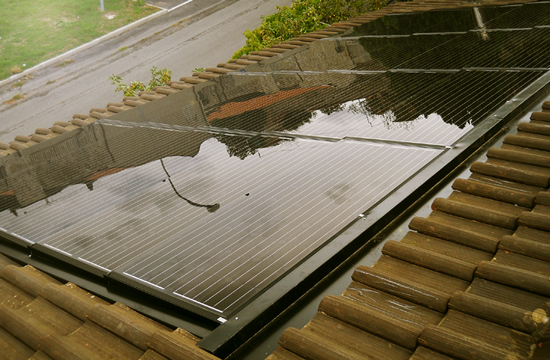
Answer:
[
  {"left": 211, "top": 108, "right": 315, "bottom": 160},
  {"left": 0, "top": 85, "right": 327, "bottom": 212}
]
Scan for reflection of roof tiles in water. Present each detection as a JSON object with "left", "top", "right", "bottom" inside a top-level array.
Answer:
[
  {"left": 0, "top": 1, "right": 549, "bottom": 359},
  {"left": 207, "top": 86, "right": 332, "bottom": 122},
  {"left": 269, "top": 100, "right": 550, "bottom": 360}
]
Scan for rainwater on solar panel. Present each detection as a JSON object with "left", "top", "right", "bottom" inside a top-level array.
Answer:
[{"left": 0, "top": 2, "right": 548, "bottom": 322}]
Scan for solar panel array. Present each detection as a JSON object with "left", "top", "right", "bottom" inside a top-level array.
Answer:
[{"left": 0, "top": 2, "right": 548, "bottom": 318}]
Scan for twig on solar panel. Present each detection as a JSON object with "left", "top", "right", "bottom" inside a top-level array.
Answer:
[{"left": 160, "top": 158, "right": 220, "bottom": 212}]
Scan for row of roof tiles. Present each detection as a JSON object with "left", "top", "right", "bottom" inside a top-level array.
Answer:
[
  {"left": 0, "top": 252, "right": 221, "bottom": 360},
  {"left": 267, "top": 101, "right": 550, "bottom": 359},
  {"left": 0, "top": 0, "right": 534, "bottom": 157}
]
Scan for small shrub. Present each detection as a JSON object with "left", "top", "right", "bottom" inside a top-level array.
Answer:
[
  {"left": 110, "top": 66, "right": 172, "bottom": 97},
  {"left": 232, "top": 0, "right": 390, "bottom": 59},
  {"left": 192, "top": 67, "right": 206, "bottom": 73}
]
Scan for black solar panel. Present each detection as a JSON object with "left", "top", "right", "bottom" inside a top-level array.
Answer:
[{"left": 0, "top": 2, "right": 548, "bottom": 320}]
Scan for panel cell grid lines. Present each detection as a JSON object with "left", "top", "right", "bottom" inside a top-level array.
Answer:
[{"left": 0, "top": 2, "right": 548, "bottom": 317}]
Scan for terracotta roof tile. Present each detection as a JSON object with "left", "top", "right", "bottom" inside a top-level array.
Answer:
[
  {"left": 360, "top": 254, "right": 470, "bottom": 312},
  {"left": 449, "top": 279, "right": 549, "bottom": 335},
  {"left": 285, "top": 313, "right": 413, "bottom": 359},
  {"left": 500, "top": 234, "right": 550, "bottom": 262},
  {"left": 138, "top": 350, "right": 170, "bottom": 360},
  {"left": 29, "top": 351, "right": 53, "bottom": 360},
  {"left": 140, "top": 93, "right": 166, "bottom": 101},
  {"left": 409, "top": 346, "right": 457, "bottom": 360},
  {"left": 352, "top": 263, "right": 457, "bottom": 314},
  {"left": 30, "top": 133, "right": 51, "bottom": 143},
  {"left": 432, "top": 192, "right": 522, "bottom": 229},
  {"left": 89, "top": 111, "right": 110, "bottom": 119},
  {"left": 319, "top": 294, "right": 426, "bottom": 350},
  {"left": 1, "top": 265, "right": 61, "bottom": 298},
  {"left": 124, "top": 98, "right": 150, "bottom": 107},
  {"left": 179, "top": 76, "right": 209, "bottom": 84},
  {"left": 205, "top": 67, "right": 235, "bottom": 74},
  {"left": 262, "top": 48, "right": 290, "bottom": 54},
  {"left": 51, "top": 125, "right": 73, "bottom": 134},
  {"left": 197, "top": 72, "right": 222, "bottom": 80},
  {"left": 0, "top": 297, "right": 81, "bottom": 350},
  {"left": 87, "top": 302, "right": 171, "bottom": 350},
  {"left": 235, "top": 59, "right": 259, "bottom": 65},
  {"left": 381, "top": 239, "right": 479, "bottom": 281},
  {"left": 399, "top": 231, "right": 494, "bottom": 266},
  {"left": 70, "top": 118, "right": 92, "bottom": 127},
  {"left": 105, "top": 104, "right": 130, "bottom": 113},
  {"left": 0, "top": 326, "right": 36, "bottom": 360},
  {"left": 40, "top": 283, "right": 108, "bottom": 322},
  {"left": 344, "top": 280, "right": 443, "bottom": 322},
  {"left": 266, "top": 347, "right": 305, "bottom": 360},
  {"left": 0, "top": 278, "right": 34, "bottom": 310},
  {"left": 39, "top": 320, "right": 142, "bottom": 360},
  {"left": 423, "top": 309, "right": 536, "bottom": 359},
  {"left": 519, "top": 210, "right": 550, "bottom": 232},
  {"left": 0, "top": 254, "right": 217, "bottom": 359},
  {"left": 0, "top": 253, "right": 19, "bottom": 270},
  {"left": 167, "top": 81, "right": 195, "bottom": 89},
  {"left": 409, "top": 211, "right": 510, "bottom": 253},
  {"left": 271, "top": 44, "right": 301, "bottom": 50},
  {"left": 147, "top": 329, "right": 219, "bottom": 360},
  {"left": 154, "top": 87, "right": 180, "bottom": 95},
  {"left": 460, "top": 173, "right": 542, "bottom": 207},
  {"left": 9, "top": 141, "right": 30, "bottom": 151}
]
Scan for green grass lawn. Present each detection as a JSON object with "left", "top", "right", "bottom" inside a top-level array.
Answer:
[{"left": 0, "top": 0, "right": 159, "bottom": 80}]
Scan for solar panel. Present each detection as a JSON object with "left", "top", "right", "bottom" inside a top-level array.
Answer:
[{"left": 0, "top": 2, "right": 548, "bottom": 320}]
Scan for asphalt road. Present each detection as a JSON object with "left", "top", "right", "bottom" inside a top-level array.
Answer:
[{"left": 0, "top": 0, "right": 293, "bottom": 143}]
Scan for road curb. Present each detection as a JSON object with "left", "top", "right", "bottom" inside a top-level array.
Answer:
[{"left": 0, "top": 7, "right": 168, "bottom": 88}]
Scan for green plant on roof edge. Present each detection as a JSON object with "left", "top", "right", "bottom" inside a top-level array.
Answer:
[
  {"left": 232, "top": 0, "right": 392, "bottom": 59},
  {"left": 109, "top": 66, "right": 172, "bottom": 97},
  {"left": 108, "top": 0, "right": 398, "bottom": 96}
]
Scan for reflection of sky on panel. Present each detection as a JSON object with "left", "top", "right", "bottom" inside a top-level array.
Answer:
[
  {"left": 0, "top": 162, "right": 163, "bottom": 243},
  {"left": 118, "top": 139, "right": 439, "bottom": 312},
  {"left": 296, "top": 100, "right": 474, "bottom": 145}
]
